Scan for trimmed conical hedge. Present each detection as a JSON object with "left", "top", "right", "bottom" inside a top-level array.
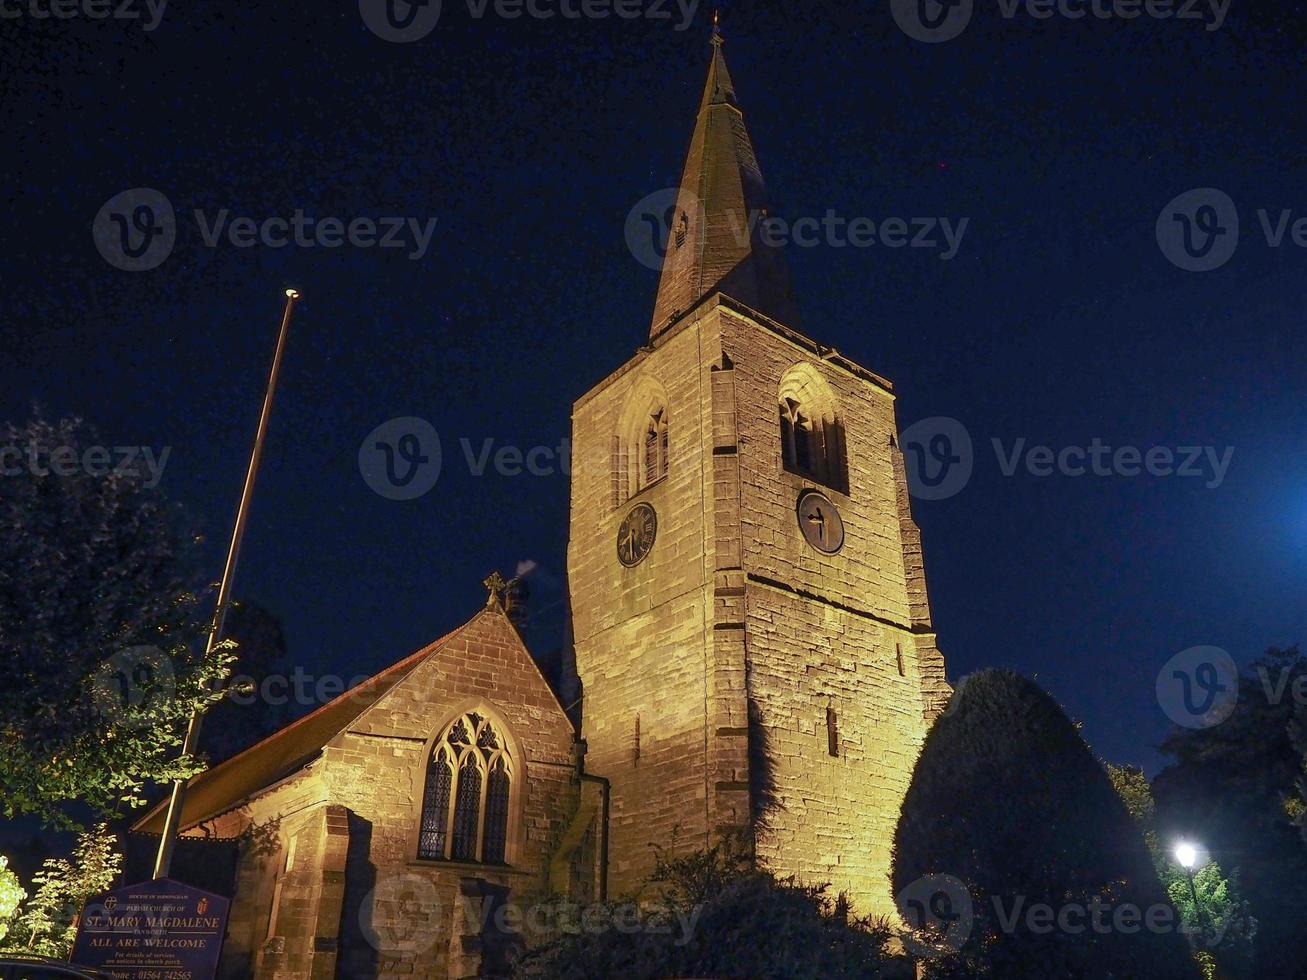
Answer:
[{"left": 892, "top": 669, "right": 1199, "bottom": 978}]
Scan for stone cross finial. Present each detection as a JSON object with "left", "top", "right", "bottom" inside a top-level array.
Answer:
[{"left": 484, "top": 572, "right": 509, "bottom": 608}]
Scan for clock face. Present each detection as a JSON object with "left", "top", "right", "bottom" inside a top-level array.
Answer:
[
  {"left": 617, "top": 503, "right": 658, "bottom": 567},
  {"left": 797, "top": 491, "right": 844, "bottom": 554}
]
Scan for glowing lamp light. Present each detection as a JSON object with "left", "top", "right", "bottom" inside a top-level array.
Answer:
[
  {"left": 1174, "top": 841, "right": 1198, "bottom": 870},
  {"left": 285, "top": 288, "right": 301, "bottom": 300}
]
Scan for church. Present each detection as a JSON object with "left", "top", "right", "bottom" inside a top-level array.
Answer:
[{"left": 133, "top": 26, "right": 951, "bottom": 979}]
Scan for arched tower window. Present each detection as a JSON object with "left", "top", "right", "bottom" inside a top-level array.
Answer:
[
  {"left": 778, "top": 364, "right": 846, "bottom": 492},
  {"left": 418, "top": 711, "right": 513, "bottom": 864},
  {"left": 643, "top": 408, "right": 669, "bottom": 488},
  {"left": 614, "top": 380, "right": 671, "bottom": 505}
]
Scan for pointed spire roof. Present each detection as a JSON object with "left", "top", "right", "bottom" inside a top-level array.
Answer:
[{"left": 649, "top": 24, "right": 797, "bottom": 337}]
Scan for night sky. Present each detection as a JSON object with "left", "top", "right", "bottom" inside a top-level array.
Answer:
[{"left": 2, "top": 0, "right": 1304, "bottom": 815}]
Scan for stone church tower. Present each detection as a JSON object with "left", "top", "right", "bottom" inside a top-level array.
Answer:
[
  {"left": 567, "top": 28, "right": 951, "bottom": 919},
  {"left": 129, "top": 31, "right": 953, "bottom": 979}
]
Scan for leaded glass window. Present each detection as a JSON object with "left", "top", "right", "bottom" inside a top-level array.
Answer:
[
  {"left": 483, "top": 757, "right": 510, "bottom": 864},
  {"left": 417, "top": 710, "right": 513, "bottom": 864},
  {"left": 417, "top": 747, "right": 452, "bottom": 860}
]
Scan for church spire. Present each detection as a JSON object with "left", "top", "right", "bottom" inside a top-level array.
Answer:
[{"left": 648, "top": 23, "right": 798, "bottom": 338}]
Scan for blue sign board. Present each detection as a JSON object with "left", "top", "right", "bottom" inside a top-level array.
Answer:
[{"left": 71, "top": 878, "right": 229, "bottom": 980}]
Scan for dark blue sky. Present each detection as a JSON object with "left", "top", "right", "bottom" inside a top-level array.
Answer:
[{"left": 1, "top": 0, "right": 1304, "bottom": 794}]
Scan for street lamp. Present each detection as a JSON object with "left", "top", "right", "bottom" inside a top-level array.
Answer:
[{"left": 1174, "top": 840, "right": 1209, "bottom": 947}]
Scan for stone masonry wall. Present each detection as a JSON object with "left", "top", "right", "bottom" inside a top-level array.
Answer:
[
  {"left": 721, "top": 303, "right": 938, "bottom": 921},
  {"left": 197, "top": 608, "right": 591, "bottom": 979},
  {"left": 568, "top": 315, "right": 728, "bottom": 898}
]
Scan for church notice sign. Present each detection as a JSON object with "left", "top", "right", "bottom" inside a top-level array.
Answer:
[{"left": 71, "top": 878, "right": 229, "bottom": 980}]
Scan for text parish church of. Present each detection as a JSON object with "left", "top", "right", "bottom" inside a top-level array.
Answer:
[{"left": 135, "top": 28, "right": 951, "bottom": 979}]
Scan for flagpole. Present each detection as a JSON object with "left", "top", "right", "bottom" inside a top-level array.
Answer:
[{"left": 152, "top": 287, "right": 301, "bottom": 880}]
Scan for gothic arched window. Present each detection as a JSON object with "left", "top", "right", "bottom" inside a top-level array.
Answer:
[
  {"left": 614, "top": 381, "right": 671, "bottom": 505},
  {"left": 418, "top": 711, "right": 513, "bottom": 864},
  {"left": 642, "top": 408, "right": 669, "bottom": 489},
  {"left": 778, "top": 364, "right": 846, "bottom": 492}
]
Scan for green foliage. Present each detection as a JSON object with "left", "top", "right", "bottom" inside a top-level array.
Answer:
[
  {"left": 893, "top": 670, "right": 1198, "bottom": 979},
  {"left": 513, "top": 838, "right": 901, "bottom": 980},
  {"left": 1107, "top": 764, "right": 1256, "bottom": 978},
  {"left": 2, "top": 823, "right": 122, "bottom": 958},
  {"left": 1156, "top": 645, "right": 1307, "bottom": 978},
  {"left": 199, "top": 601, "right": 292, "bottom": 764},
  {"left": 0, "top": 414, "right": 234, "bottom": 825},
  {"left": 0, "top": 857, "right": 25, "bottom": 943}
]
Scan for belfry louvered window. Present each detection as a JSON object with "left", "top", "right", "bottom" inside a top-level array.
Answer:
[
  {"left": 778, "top": 365, "right": 847, "bottom": 493},
  {"left": 643, "top": 408, "right": 669, "bottom": 488},
  {"left": 417, "top": 711, "right": 513, "bottom": 864}
]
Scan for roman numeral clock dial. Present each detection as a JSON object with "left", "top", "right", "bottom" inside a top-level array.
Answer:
[{"left": 617, "top": 503, "right": 657, "bottom": 567}]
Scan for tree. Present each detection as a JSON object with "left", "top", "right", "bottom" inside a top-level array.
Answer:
[
  {"left": 4, "top": 823, "right": 122, "bottom": 958},
  {"left": 1108, "top": 764, "right": 1256, "bottom": 978},
  {"left": 0, "top": 414, "right": 234, "bottom": 825},
  {"left": 892, "top": 670, "right": 1198, "bottom": 979},
  {"left": 1155, "top": 644, "right": 1307, "bottom": 979},
  {"left": 513, "top": 838, "right": 901, "bottom": 980},
  {"left": 0, "top": 857, "right": 24, "bottom": 943}
]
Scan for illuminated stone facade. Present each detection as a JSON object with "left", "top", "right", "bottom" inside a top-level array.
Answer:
[
  {"left": 567, "top": 27, "right": 949, "bottom": 919},
  {"left": 569, "top": 296, "right": 949, "bottom": 917},
  {"left": 134, "top": 29, "right": 948, "bottom": 978}
]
